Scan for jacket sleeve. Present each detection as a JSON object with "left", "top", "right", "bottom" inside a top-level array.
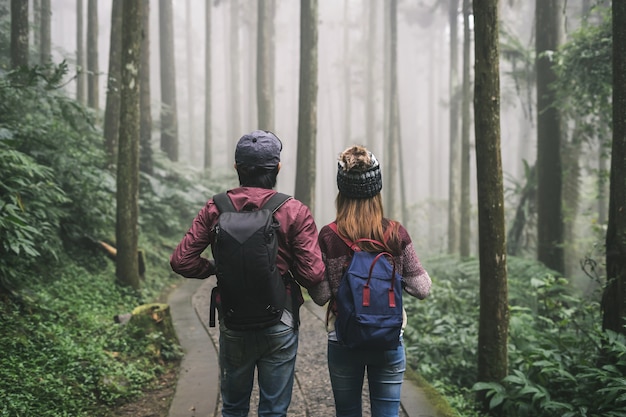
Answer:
[
  {"left": 169, "top": 203, "right": 216, "bottom": 279},
  {"left": 288, "top": 203, "right": 325, "bottom": 291}
]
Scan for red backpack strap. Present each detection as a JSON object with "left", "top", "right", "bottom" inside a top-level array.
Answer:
[{"left": 328, "top": 222, "right": 386, "bottom": 252}]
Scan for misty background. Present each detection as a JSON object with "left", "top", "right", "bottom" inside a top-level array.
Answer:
[{"left": 45, "top": 1, "right": 596, "bottom": 271}]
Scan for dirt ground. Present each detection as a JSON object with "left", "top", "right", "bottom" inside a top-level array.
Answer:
[{"left": 106, "top": 365, "right": 178, "bottom": 417}]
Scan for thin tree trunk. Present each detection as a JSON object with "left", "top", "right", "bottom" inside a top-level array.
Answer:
[
  {"left": 386, "top": 0, "right": 400, "bottom": 221},
  {"left": 76, "top": 0, "right": 87, "bottom": 105},
  {"left": 460, "top": 0, "right": 472, "bottom": 257},
  {"left": 87, "top": 0, "right": 99, "bottom": 111},
  {"left": 536, "top": 0, "right": 564, "bottom": 274},
  {"left": 257, "top": 0, "right": 274, "bottom": 130},
  {"left": 139, "top": 0, "right": 153, "bottom": 175},
  {"left": 448, "top": 0, "right": 461, "bottom": 255},
  {"left": 365, "top": 1, "right": 377, "bottom": 150},
  {"left": 159, "top": 0, "right": 179, "bottom": 161},
  {"left": 473, "top": 0, "right": 509, "bottom": 404},
  {"left": 342, "top": 0, "right": 351, "bottom": 147},
  {"left": 602, "top": 0, "right": 626, "bottom": 335},
  {"left": 39, "top": 0, "right": 51, "bottom": 64},
  {"left": 229, "top": 0, "right": 241, "bottom": 148},
  {"left": 116, "top": 0, "right": 142, "bottom": 290},
  {"left": 204, "top": 0, "right": 212, "bottom": 170},
  {"left": 103, "top": 0, "right": 123, "bottom": 167},
  {"left": 186, "top": 0, "right": 195, "bottom": 161},
  {"left": 294, "top": 0, "right": 318, "bottom": 213},
  {"left": 10, "top": 0, "right": 28, "bottom": 68}
]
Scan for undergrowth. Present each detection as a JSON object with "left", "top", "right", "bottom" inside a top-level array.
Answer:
[{"left": 404, "top": 255, "right": 625, "bottom": 417}]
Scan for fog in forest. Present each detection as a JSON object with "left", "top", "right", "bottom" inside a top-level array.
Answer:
[{"left": 46, "top": 1, "right": 598, "bottom": 270}]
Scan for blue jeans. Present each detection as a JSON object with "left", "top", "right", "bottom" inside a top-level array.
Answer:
[
  {"left": 328, "top": 341, "right": 406, "bottom": 417},
  {"left": 219, "top": 322, "right": 298, "bottom": 417}
]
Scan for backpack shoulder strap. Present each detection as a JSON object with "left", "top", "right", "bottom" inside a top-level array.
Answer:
[
  {"left": 213, "top": 192, "right": 237, "bottom": 213},
  {"left": 328, "top": 222, "right": 386, "bottom": 252},
  {"left": 261, "top": 192, "right": 292, "bottom": 214}
]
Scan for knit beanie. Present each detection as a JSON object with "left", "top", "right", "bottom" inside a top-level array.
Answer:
[{"left": 336, "top": 146, "right": 383, "bottom": 199}]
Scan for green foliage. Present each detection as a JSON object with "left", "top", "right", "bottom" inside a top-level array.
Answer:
[
  {"left": 0, "top": 64, "right": 115, "bottom": 291},
  {"left": 554, "top": 7, "right": 612, "bottom": 143},
  {"left": 0, "top": 259, "right": 181, "bottom": 416},
  {"left": 0, "top": 61, "right": 238, "bottom": 415},
  {"left": 404, "top": 255, "right": 626, "bottom": 416}
]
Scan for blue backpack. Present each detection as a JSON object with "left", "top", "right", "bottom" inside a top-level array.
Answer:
[{"left": 330, "top": 223, "right": 403, "bottom": 350}]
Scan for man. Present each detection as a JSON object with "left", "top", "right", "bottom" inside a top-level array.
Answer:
[{"left": 170, "top": 130, "right": 325, "bottom": 417}]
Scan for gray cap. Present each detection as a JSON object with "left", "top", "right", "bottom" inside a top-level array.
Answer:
[{"left": 235, "top": 130, "right": 282, "bottom": 169}]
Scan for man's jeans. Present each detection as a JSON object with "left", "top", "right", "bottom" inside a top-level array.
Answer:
[
  {"left": 328, "top": 340, "right": 406, "bottom": 417},
  {"left": 219, "top": 321, "right": 298, "bottom": 417}
]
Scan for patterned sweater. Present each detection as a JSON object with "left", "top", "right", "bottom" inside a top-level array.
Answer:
[{"left": 308, "top": 220, "right": 432, "bottom": 332}]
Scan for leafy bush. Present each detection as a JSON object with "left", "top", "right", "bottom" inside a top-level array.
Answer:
[
  {"left": 404, "top": 255, "right": 624, "bottom": 416},
  {"left": 0, "top": 259, "right": 182, "bottom": 416},
  {"left": 0, "top": 65, "right": 115, "bottom": 292}
]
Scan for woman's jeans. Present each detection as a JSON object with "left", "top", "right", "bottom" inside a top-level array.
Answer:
[
  {"left": 328, "top": 340, "right": 406, "bottom": 417},
  {"left": 219, "top": 321, "right": 298, "bottom": 417}
]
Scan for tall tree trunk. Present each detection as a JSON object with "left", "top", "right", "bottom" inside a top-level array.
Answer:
[
  {"left": 10, "top": 0, "right": 28, "bottom": 68},
  {"left": 460, "top": 0, "right": 472, "bottom": 258},
  {"left": 103, "top": 0, "right": 123, "bottom": 167},
  {"left": 257, "top": 0, "right": 274, "bottom": 130},
  {"left": 116, "top": 0, "right": 142, "bottom": 290},
  {"left": 186, "top": 0, "right": 195, "bottom": 161},
  {"left": 159, "top": 0, "right": 179, "bottom": 161},
  {"left": 294, "top": 0, "right": 318, "bottom": 213},
  {"left": 39, "top": 0, "right": 51, "bottom": 64},
  {"left": 76, "top": 0, "right": 87, "bottom": 105},
  {"left": 342, "top": 0, "right": 351, "bottom": 147},
  {"left": 139, "top": 0, "right": 153, "bottom": 175},
  {"left": 87, "top": 0, "right": 99, "bottom": 111},
  {"left": 603, "top": 0, "right": 626, "bottom": 335},
  {"left": 229, "top": 0, "right": 241, "bottom": 148},
  {"left": 365, "top": 0, "right": 377, "bottom": 150},
  {"left": 204, "top": 0, "right": 212, "bottom": 170},
  {"left": 536, "top": 0, "right": 564, "bottom": 275},
  {"left": 473, "top": 0, "right": 509, "bottom": 404},
  {"left": 386, "top": 0, "right": 400, "bottom": 221},
  {"left": 448, "top": 0, "right": 461, "bottom": 255}
]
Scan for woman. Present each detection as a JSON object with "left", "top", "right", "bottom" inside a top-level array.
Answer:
[{"left": 309, "top": 145, "right": 431, "bottom": 417}]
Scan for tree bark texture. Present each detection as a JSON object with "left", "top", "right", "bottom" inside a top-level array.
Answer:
[
  {"left": 294, "top": 0, "right": 318, "bottom": 213},
  {"left": 603, "top": 0, "right": 626, "bottom": 335},
  {"left": 204, "top": 0, "right": 212, "bottom": 170},
  {"left": 103, "top": 0, "right": 123, "bottom": 167},
  {"left": 365, "top": 1, "right": 377, "bottom": 150},
  {"left": 228, "top": 0, "right": 241, "bottom": 149},
  {"left": 257, "top": 0, "right": 274, "bottom": 131},
  {"left": 448, "top": 0, "right": 461, "bottom": 255},
  {"left": 76, "top": 0, "right": 87, "bottom": 105},
  {"left": 139, "top": 0, "right": 153, "bottom": 175},
  {"left": 87, "top": 0, "right": 99, "bottom": 111},
  {"left": 342, "top": 0, "right": 351, "bottom": 148},
  {"left": 473, "top": 0, "right": 509, "bottom": 393},
  {"left": 116, "top": 0, "right": 142, "bottom": 290},
  {"left": 460, "top": 0, "right": 472, "bottom": 258},
  {"left": 39, "top": 0, "right": 51, "bottom": 64},
  {"left": 386, "top": 0, "right": 401, "bottom": 222},
  {"left": 536, "top": 0, "right": 564, "bottom": 275},
  {"left": 10, "top": 0, "right": 28, "bottom": 68},
  {"left": 159, "top": 0, "right": 179, "bottom": 161}
]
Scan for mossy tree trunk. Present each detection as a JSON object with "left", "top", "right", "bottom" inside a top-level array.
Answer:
[
  {"left": 294, "top": 0, "right": 318, "bottom": 213},
  {"left": 103, "top": 0, "right": 123, "bottom": 167},
  {"left": 10, "top": 0, "right": 28, "bottom": 69},
  {"left": 257, "top": 0, "right": 274, "bottom": 131},
  {"left": 116, "top": 0, "right": 142, "bottom": 290},
  {"left": 603, "top": 1, "right": 626, "bottom": 335},
  {"left": 473, "top": 0, "right": 509, "bottom": 407}
]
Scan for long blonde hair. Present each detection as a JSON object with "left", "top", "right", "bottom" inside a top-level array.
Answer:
[{"left": 335, "top": 193, "right": 400, "bottom": 254}]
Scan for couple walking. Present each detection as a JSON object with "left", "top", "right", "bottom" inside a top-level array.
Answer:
[{"left": 170, "top": 130, "right": 432, "bottom": 417}]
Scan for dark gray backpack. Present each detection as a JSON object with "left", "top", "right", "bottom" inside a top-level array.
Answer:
[{"left": 209, "top": 192, "right": 291, "bottom": 330}]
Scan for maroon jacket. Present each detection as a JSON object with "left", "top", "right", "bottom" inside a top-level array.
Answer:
[{"left": 170, "top": 187, "right": 325, "bottom": 297}]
